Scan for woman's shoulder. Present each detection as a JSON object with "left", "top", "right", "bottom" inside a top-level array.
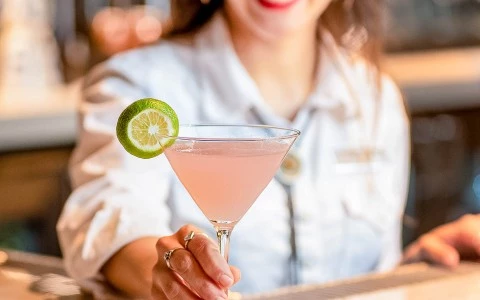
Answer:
[
  {"left": 82, "top": 36, "right": 202, "bottom": 117},
  {"left": 105, "top": 36, "right": 197, "bottom": 78},
  {"left": 82, "top": 36, "right": 201, "bottom": 109}
]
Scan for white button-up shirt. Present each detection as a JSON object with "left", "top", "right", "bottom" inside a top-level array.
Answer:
[{"left": 57, "top": 13, "right": 410, "bottom": 295}]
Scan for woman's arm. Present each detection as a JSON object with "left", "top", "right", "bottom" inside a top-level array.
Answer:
[
  {"left": 102, "top": 237, "right": 159, "bottom": 298},
  {"left": 58, "top": 47, "right": 240, "bottom": 299},
  {"left": 57, "top": 51, "right": 174, "bottom": 286}
]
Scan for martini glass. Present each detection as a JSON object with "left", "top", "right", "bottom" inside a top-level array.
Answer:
[{"left": 163, "top": 124, "right": 299, "bottom": 285}]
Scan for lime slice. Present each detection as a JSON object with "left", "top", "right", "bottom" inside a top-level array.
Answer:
[{"left": 116, "top": 98, "right": 179, "bottom": 159}]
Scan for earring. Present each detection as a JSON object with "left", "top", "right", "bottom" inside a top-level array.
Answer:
[{"left": 340, "top": 0, "right": 368, "bottom": 53}]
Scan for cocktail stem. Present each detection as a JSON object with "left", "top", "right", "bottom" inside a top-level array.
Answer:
[
  {"left": 216, "top": 228, "right": 232, "bottom": 262},
  {"left": 215, "top": 227, "right": 233, "bottom": 297}
]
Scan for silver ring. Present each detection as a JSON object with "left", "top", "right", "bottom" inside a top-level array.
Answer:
[
  {"left": 163, "top": 248, "right": 183, "bottom": 270},
  {"left": 184, "top": 231, "right": 209, "bottom": 250}
]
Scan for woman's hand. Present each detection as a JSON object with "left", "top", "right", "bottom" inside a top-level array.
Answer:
[
  {"left": 151, "top": 225, "right": 241, "bottom": 299},
  {"left": 403, "top": 214, "right": 480, "bottom": 267}
]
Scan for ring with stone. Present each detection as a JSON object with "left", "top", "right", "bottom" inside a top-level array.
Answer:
[{"left": 163, "top": 248, "right": 183, "bottom": 270}]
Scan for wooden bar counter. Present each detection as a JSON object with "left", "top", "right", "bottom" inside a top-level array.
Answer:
[{"left": 2, "top": 249, "right": 480, "bottom": 299}]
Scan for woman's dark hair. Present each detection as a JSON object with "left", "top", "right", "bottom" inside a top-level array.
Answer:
[{"left": 168, "top": 0, "right": 385, "bottom": 66}]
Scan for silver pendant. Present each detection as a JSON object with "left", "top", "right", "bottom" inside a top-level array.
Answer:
[{"left": 277, "top": 151, "right": 302, "bottom": 185}]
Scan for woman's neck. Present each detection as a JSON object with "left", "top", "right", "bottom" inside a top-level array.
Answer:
[{"left": 227, "top": 19, "right": 319, "bottom": 120}]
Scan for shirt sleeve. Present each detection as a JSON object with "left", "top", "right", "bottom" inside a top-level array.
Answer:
[
  {"left": 56, "top": 52, "right": 176, "bottom": 281},
  {"left": 374, "top": 75, "right": 411, "bottom": 271}
]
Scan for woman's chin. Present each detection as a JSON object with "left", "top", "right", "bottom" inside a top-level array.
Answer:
[{"left": 252, "top": 18, "right": 312, "bottom": 41}]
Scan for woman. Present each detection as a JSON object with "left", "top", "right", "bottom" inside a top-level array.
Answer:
[{"left": 57, "top": 0, "right": 480, "bottom": 299}]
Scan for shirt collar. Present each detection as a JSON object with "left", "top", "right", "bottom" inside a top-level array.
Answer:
[{"left": 194, "top": 12, "right": 360, "bottom": 120}]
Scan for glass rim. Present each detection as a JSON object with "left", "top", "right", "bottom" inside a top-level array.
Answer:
[{"left": 163, "top": 124, "right": 301, "bottom": 142}]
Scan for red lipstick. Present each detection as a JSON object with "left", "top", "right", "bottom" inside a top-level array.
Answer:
[{"left": 258, "top": 0, "right": 299, "bottom": 10}]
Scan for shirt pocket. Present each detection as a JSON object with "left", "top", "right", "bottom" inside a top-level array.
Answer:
[{"left": 334, "top": 147, "right": 392, "bottom": 232}]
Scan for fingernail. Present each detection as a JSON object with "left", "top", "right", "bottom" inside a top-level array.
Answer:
[
  {"left": 219, "top": 274, "right": 233, "bottom": 287},
  {"left": 445, "top": 253, "right": 459, "bottom": 267},
  {"left": 216, "top": 297, "right": 227, "bottom": 300}
]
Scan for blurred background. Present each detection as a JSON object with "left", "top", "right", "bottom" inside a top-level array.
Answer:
[{"left": 0, "top": 0, "right": 479, "bottom": 257}]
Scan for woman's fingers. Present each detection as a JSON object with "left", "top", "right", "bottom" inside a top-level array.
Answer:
[
  {"left": 403, "top": 235, "right": 459, "bottom": 267},
  {"left": 176, "top": 226, "right": 235, "bottom": 289},
  {"left": 153, "top": 224, "right": 236, "bottom": 299},
  {"left": 452, "top": 214, "right": 480, "bottom": 257},
  {"left": 166, "top": 248, "right": 228, "bottom": 299},
  {"left": 152, "top": 266, "right": 201, "bottom": 300},
  {"left": 403, "top": 215, "right": 480, "bottom": 268}
]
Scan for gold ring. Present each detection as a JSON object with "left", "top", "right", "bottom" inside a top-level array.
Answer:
[{"left": 184, "top": 231, "right": 209, "bottom": 250}]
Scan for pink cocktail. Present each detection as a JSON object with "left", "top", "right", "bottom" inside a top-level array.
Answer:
[{"left": 164, "top": 125, "right": 299, "bottom": 263}]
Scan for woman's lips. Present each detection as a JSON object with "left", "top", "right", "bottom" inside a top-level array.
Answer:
[{"left": 257, "top": 0, "right": 299, "bottom": 10}]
